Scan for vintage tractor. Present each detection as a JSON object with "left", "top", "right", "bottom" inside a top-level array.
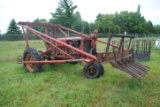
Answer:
[{"left": 17, "top": 22, "right": 149, "bottom": 79}]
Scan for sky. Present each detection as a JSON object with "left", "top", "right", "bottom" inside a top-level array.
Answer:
[{"left": 0, "top": 0, "right": 160, "bottom": 34}]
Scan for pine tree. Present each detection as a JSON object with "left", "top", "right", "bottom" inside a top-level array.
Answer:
[
  {"left": 7, "top": 19, "right": 22, "bottom": 34},
  {"left": 6, "top": 19, "right": 22, "bottom": 40},
  {"left": 50, "top": 0, "right": 77, "bottom": 28}
]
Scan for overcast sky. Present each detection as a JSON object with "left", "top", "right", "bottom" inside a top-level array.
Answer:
[{"left": 0, "top": 0, "right": 160, "bottom": 34}]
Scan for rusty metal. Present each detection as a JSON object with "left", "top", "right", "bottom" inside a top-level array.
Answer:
[
  {"left": 97, "top": 34, "right": 149, "bottom": 79},
  {"left": 18, "top": 59, "right": 83, "bottom": 64},
  {"left": 18, "top": 22, "right": 149, "bottom": 79},
  {"left": 110, "top": 52, "right": 149, "bottom": 78}
]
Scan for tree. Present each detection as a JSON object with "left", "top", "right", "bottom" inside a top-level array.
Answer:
[
  {"left": 90, "top": 22, "right": 96, "bottom": 33},
  {"left": 50, "top": 0, "right": 77, "bottom": 28},
  {"left": 82, "top": 21, "right": 91, "bottom": 34},
  {"left": 71, "top": 11, "right": 83, "bottom": 32},
  {"left": 6, "top": 19, "right": 22, "bottom": 34},
  {"left": 154, "top": 25, "right": 160, "bottom": 34},
  {"left": 95, "top": 14, "right": 108, "bottom": 33},
  {"left": 95, "top": 13, "right": 116, "bottom": 34},
  {"left": 32, "top": 18, "right": 47, "bottom": 33},
  {"left": 146, "top": 20, "right": 156, "bottom": 34},
  {"left": 6, "top": 19, "right": 22, "bottom": 40},
  {"left": 94, "top": 8, "right": 155, "bottom": 34}
]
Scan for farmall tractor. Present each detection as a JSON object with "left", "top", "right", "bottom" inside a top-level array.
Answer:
[{"left": 18, "top": 22, "right": 149, "bottom": 79}]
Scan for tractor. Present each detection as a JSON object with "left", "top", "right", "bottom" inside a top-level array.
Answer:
[{"left": 18, "top": 22, "right": 149, "bottom": 79}]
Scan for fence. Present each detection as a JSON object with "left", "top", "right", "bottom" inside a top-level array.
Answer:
[
  {"left": 0, "top": 33, "right": 160, "bottom": 41},
  {"left": 0, "top": 34, "right": 38, "bottom": 41},
  {"left": 98, "top": 34, "right": 160, "bottom": 38}
]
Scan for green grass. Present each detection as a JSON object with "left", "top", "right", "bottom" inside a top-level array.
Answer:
[
  {"left": 0, "top": 39, "right": 160, "bottom": 107},
  {"left": 0, "top": 40, "right": 45, "bottom": 62}
]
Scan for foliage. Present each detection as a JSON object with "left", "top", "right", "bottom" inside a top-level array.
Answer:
[
  {"left": 50, "top": 2, "right": 160, "bottom": 34},
  {"left": 71, "top": 11, "right": 83, "bottom": 32},
  {"left": 94, "top": 5, "right": 159, "bottom": 34},
  {"left": 50, "top": 0, "right": 77, "bottom": 28},
  {"left": 6, "top": 19, "right": 22, "bottom": 34},
  {"left": 95, "top": 11, "right": 155, "bottom": 34},
  {"left": 95, "top": 13, "right": 116, "bottom": 34},
  {"left": 71, "top": 12, "right": 94, "bottom": 34},
  {"left": 154, "top": 25, "right": 160, "bottom": 34},
  {"left": 32, "top": 18, "right": 47, "bottom": 33},
  {"left": 82, "top": 21, "right": 91, "bottom": 34},
  {"left": 5, "top": 19, "right": 22, "bottom": 40}
]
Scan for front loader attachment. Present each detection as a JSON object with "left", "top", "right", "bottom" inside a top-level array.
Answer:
[
  {"left": 97, "top": 34, "right": 149, "bottom": 79},
  {"left": 110, "top": 52, "right": 149, "bottom": 79}
]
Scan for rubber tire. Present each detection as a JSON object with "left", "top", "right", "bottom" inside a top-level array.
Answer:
[
  {"left": 83, "top": 61, "right": 102, "bottom": 79},
  {"left": 89, "top": 49, "right": 104, "bottom": 76},
  {"left": 89, "top": 48, "right": 97, "bottom": 55},
  {"left": 99, "top": 63, "right": 104, "bottom": 76},
  {"left": 23, "top": 48, "right": 44, "bottom": 72}
]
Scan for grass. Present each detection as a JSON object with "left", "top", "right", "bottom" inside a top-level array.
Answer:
[
  {"left": 0, "top": 39, "right": 160, "bottom": 107},
  {"left": 0, "top": 40, "right": 45, "bottom": 62}
]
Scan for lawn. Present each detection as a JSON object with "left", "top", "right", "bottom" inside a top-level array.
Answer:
[{"left": 0, "top": 39, "right": 160, "bottom": 107}]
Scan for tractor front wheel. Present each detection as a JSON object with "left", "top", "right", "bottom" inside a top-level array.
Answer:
[
  {"left": 23, "top": 48, "right": 44, "bottom": 72},
  {"left": 99, "top": 64, "right": 104, "bottom": 76},
  {"left": 83, "top": 62, "right": 102, "bottom": 79}
]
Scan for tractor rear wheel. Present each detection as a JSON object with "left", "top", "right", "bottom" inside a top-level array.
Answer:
[
  {"left": 23, "top": 48, "right": 43, "bottom": 72},
  {"left": 83, "top": 61, "right": 102, "bottom": 79}
]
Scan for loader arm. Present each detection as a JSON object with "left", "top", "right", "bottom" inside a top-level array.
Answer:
[{"left": 18, "top": 22, "right": 149, "bottom": 79}]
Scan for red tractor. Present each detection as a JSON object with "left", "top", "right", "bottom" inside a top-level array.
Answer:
[{"left": 18, "top": 22, "right": 149, "bottom": 79}]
